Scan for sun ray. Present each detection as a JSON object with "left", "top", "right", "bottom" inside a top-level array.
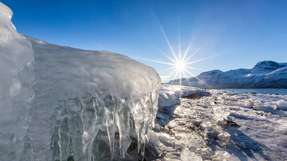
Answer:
[
  {"left": 187, "top": 55, "right": 217, "bottom": 65},
  {"left": 139, "top": 14, "right": 214, "bottom": 86},
  {"left": 186, "top": 66, "right": 204, "bottom": 71},
  {"left": 136, "top": 57, "right": 174, "bottom": 66},
  {"left": 177, "top": 18, "right": 182, "bottom": 59},
  {"left": 158, "top": 23, "right": 177, "bottom": 59},
  {"left": 184, "top": 70, "right": 203, "bottom": 82}
]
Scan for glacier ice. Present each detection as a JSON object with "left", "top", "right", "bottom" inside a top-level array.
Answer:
[
  {"left": 0, "top": 2, "right": 34, "bottom": 161},
  {"left": 0, "top": 2, "right": 161, "bottom": 161}
]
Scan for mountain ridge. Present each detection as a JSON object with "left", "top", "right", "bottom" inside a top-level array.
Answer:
[{"left": 169, "top": 60, "right": 287, "bottom": 88}]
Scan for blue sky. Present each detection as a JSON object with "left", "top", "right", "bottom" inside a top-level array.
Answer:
[{"left": 2, "top": 0, "right": 287, "bottom": 81}]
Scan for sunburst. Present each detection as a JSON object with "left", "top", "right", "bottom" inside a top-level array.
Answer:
[
  {"left": 139, "top": 44, "right": 205, "bottom": 87},
  {"left": 136, "top": 20, "right": 215, "bottom": 89}
]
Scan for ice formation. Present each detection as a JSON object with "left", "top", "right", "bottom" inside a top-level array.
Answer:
[
  {"left": 0, "top": 2, "right": 34, "bottom": 161},
  {"left": 148, "top": 85, "right": 287, "bottom": 161},
  {"left": 0, "top": 2, "right": 161, "bottom": 161}
]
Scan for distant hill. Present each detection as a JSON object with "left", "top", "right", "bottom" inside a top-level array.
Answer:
[{"left": 169, "top": 61, "right": 287, "bottom": 88}]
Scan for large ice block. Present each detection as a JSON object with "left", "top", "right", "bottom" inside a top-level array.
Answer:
[{"left": 0, "top": 2, "right": 161, "bottom": 161}]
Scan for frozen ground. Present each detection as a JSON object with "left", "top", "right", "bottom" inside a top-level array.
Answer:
[{"left": 147, "top": 85, "right": 287, "bottom": 161}]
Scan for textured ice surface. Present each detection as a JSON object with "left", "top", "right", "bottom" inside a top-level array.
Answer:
[
  {"left": 0, "top": 2, "right": 34, "bottom": 161},
  {"left": 156, "top": 85, "right": 210, "bottom": 126},
  {"left": 29, "top": 40, "right": 160, "bottom": 161},
  {"left": 0, "top": 2, "right": 161, "bottom": 161},
  {"left": 148, "top": 85, "right": 287, "bottom": 161}
]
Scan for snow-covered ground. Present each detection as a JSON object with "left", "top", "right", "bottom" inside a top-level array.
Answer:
[{"left": 148, "top": 85, "right": 287, "bottom": 161}]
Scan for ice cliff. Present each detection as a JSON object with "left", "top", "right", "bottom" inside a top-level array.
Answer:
[
  {"left": 0, "top": 2, "right": 161, "bottom": 161},
  {"left": 170, "top": 61, "right": 287, "bottom": 88},
  {"left": 0, "top": 2, "right": 34, "bottom": 161}
]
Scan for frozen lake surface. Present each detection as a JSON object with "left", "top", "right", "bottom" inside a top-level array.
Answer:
[{"left": 221, "top": 88, "right": 287, "bottom": 95}]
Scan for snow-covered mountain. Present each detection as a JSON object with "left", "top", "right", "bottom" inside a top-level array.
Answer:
[
  {"left": 0, "top": 2, "right": 161, "bottom": 161},
  {"left": 170, "top": 61, "right": 287, "bottom": 88}
]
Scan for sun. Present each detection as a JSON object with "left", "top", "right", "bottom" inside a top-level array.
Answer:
[
  {"left": 135, "top": 20, "right": 214, "bottom": 84},
  {"left": 173, "top": 56, "right": 187, "bottom": 75},
  {"left": 138, "top": 46, "right": 205, "bottom": 84},
  {"left": 165, "top": 51, "right": 193, "bottom": 85}
]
